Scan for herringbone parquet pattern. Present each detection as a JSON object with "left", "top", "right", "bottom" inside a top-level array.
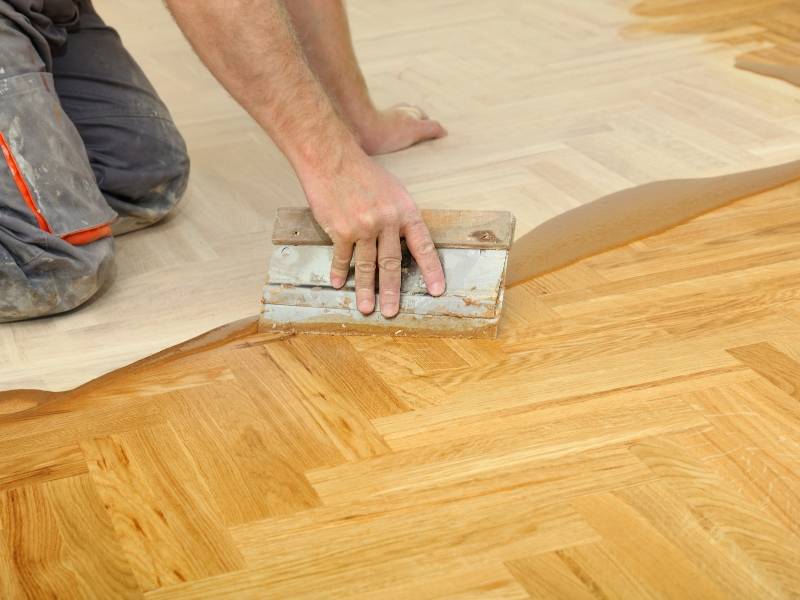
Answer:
[{"left": 2, "top": 179, "right": 800, "bottom": 598}]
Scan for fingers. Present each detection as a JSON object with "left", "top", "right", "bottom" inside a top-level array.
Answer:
[
  {"left": 354, "top": 238, "right": 378, "bottom": 314},
  {"left": 378, "top": 229, "right": 402, "bottom": 318},
  {"left": 330, "top": 241, "right": 354, "bottom": 289},
  {"left": 404, "top": 218, "right": 445, "bottom": 297}
]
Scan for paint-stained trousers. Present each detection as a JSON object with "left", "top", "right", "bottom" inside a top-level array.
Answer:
[{"left": 0, "top": 0, "right": 189, "bottom": 322}]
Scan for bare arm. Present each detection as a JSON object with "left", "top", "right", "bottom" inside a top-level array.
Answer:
[
  {"left": 284, "top": 0, "right": 446, "bottom": 155},
  {"left": 165, "top": 0, "right": 445, "bottom": 316},
  {"left": 284, "top": 0, "right": 371, "bottom": 128},
  {"left": 165, "top": 0, "right": 350, "bottom": 181}
]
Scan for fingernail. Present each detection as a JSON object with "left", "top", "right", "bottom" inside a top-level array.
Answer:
[
  {"left": 428, "top": 281, "right": 445, "bottom": 296},
  {"left": 358, "top": 299, "right": 374, "bottom": 314},
  {"left": 382, "top": 303, "right": 398, "bottom": 318},
  {"left": 331, "top": 276, "right": 344, "bottom": 288}
]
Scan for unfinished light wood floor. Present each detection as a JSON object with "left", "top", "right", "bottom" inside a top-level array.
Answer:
[
  {"left": 2, "top": 180, "right": 800, "bottom": 598},
  {"left": 2, "top": 0, "right": 800, "bottom": 391}
]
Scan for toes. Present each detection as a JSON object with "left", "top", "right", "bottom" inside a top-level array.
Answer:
[{"left": 417, "top": 118, "right": 447, "bottom": 140}]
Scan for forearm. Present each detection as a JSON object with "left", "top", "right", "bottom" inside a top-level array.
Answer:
[
  {"left": 165, "top": 0, "right": 362, "bottom": 179},
  {"left": 166, "top": 0, "right": 447, "bottom": 316},
  {"left": 284, "top": 0, "right": 375, "bottom": 132}
]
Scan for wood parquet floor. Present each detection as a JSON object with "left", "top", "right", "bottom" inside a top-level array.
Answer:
[{"left": 2, "top": 179, "right": 800, "bottom": 598}]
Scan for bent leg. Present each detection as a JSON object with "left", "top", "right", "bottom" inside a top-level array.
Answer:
[
  {"left": 0, "top": 223, "right": 113, "bottom": 322},
  {"left": 0, "top": 9, "right": 115, "bottom": 322},
  {"left": 52, "top": 0, "right": 190, "bottom": 235}
]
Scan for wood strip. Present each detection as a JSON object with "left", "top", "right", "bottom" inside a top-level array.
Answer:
[
  {"left": 166, "top": 383, "right": 322, "bottom": 526},
  {"left": 272, "top": 207, "right": 515, "bottom": 249},
  {"left": 0, "top": 443, "right": 87, "bottom": 492},
  {"left": 221, "top": 347, "right": 353, "bottom": 470},
  {"left": 307, "top": 445, "right": 654, "bottom": 510}
]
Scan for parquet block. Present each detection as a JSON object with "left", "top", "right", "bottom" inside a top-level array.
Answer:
[
  {"left": 80, "top": 425, "right": 244, "bottom": 591},
  {"left": 1, "top": 476, "right": 140, "bottom": 599},
  {"left": 629, "top": 441, "right": 800, "bottom": 597},
  {"left": 570, "top": 492, "right": 727, "bottom": 599},
  {"left": 166, "top": 383, "right": 321, "bottom": 525},
  {"left": 256, "top": 339, "right": 396, "bottom": 460},
  {"left": 1, "top": 484, "right": 85, "bottom": 598},
  {"left": 221, "top": 347, "right": 350, "bottom": 470},
  {"left": 374, "top": 378, "right": 713, "bottom": 452}
]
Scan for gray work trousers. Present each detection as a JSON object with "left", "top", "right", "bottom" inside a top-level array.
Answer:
[{"left": 0, "top": 0, "right": 189, "bottom": 322}]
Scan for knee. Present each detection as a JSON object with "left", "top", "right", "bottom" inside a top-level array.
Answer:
[
  {"left": 84, "top": 116, "right": 191, "bottom": 234},
  {"left": 124, "top": 127, "right": 190, "bottom": 232},
  {"left": 0, "top": 237, "right": 114, "bottom": 322},
  {"left": 148, "top": 119, "right": 190, "bottom": 214}
]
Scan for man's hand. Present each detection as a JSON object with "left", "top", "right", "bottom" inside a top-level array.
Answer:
[
  {"left": 357, "top": 104, "right": 447, "bottom": 156},
  {"left": 301, "top": 149, "right": 446, "bottom": 318},
  {"left": 166, "top": 0, "right": 446, "bottom": 318}
]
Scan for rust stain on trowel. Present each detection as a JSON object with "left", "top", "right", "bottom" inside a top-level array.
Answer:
[{"left": 470, "top": 230, "right": 498, "bottom": 244}]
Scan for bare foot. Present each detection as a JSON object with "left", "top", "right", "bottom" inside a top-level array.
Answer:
[{"left": 356, "top": 104, "right": 447, "bottom": 155}]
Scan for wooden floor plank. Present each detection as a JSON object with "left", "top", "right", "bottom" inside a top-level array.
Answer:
[
  {"left": 220, "top": 347, "right": 349, "bottom": 470},
  {"left": 308, "top": 445, "right": 654, "bottom": 509},
  {"left": 0, "top": 444, "right": 87, "bottom": 492},
  {"left": 376, "top": 382, "right": 711, "bottom": 452}
]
